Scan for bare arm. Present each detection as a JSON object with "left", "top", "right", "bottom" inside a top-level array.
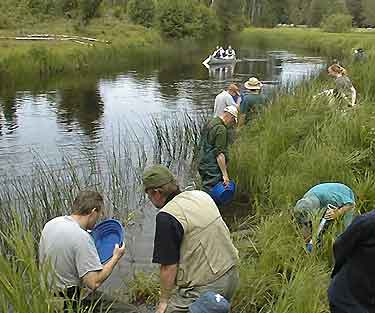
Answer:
[
  {"left": 325, "top": 203, "right": 355, "bottom": 220},
  {"left": 82, "top": 244, "right": 125, "bottom": 291},
  {"left": 351, "top": 86, "right": 357, "bottom": 106},
  {"left": 217, "top": 153, "right": 229, "bottom": 184},
  {"left": 157, "top": 264, "right": 178, "bottom": 313}
]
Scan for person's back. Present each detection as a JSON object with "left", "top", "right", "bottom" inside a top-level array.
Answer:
[
  {"left": 39, "top": 215, "right": 102, "bottom": 289},
  {"left": 214, "top": 91, "right": 236, "bottom": 117},
  {"left": 334, "top": 75, "right": 353, "bottom": 102},
  {"left": 160, "top": 190, "right": 238, "bottom": 290},
  {"left": 199, "top": 117, "right": 228, "bottom": 191},
  {"left": 240, "top": 93, "right": 266, "bottom": 122},
  {"left": 307, "top": 183, "right": 354, "bottom": 208}
]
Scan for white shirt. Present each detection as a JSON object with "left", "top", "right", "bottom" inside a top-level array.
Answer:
[{"left": 213, "top": 90, "right": 236, "bottom": 116}]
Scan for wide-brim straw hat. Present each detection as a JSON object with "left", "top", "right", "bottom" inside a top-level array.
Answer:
[{"left": 244, "top": 77, "right": 263, "bottom": 90}]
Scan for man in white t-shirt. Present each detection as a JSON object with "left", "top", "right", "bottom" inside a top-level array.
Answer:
[
  {"left": 39, "top": 191, "right": 137, "bottom": 313},
  {"left": 213, "top": 84, "right": 241, "bottom": 117}
]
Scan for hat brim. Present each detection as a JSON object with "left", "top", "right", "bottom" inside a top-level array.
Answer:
[{"left": 244, "top": 81, "right": 262, "bottom": 90}]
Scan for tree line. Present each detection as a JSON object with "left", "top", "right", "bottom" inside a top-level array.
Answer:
[{"left": 2, "top": 0, "right": 375, "bottom": 38}]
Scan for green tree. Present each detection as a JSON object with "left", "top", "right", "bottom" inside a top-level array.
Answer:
[
  {"left": 345, "top": 0, "right": 365, "bottom": 26},
  {"left": 214, "top": 0, "right": 244, "bottom": 32},
  {"left": 362, "top": 0, "right": 375, "bottom": 26},
  {"left": 127, "top": 0, "right": 155, "bottom": 27},
  {"left": 321, "top": 13, "right": 352, "bottom": 32},
  {"left": 309, "top": 0, "right": 347, "bottom": 26},
  {"left": 78, "top": 0, "right": 103, "bottom": 24}
]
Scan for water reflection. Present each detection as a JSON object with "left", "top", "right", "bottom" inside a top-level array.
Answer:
[
  {"left": 205, "top": 63, "right": 236, "bottom": 80},
  {"left": 56, "top": 81, "right": 104, "bottom": 140},
  {"left": 0, "top": 48, "right": 325, "bottom": 174},
  {"left": 0, "top": 91, "right": 18, "bottom": 134}
]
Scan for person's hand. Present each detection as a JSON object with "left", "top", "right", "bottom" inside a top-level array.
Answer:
[
  {"left": 324, "top": 207, "right": 340, "bottom": 220},
  {"left": 156, "top": 301, "right": 168, "bottom": 313},
  {"left": 223, "top": 174, "right": 230, "bottom": 186},
  {"left": 112, "top": 243, "right": 126, "bottom": 262}
]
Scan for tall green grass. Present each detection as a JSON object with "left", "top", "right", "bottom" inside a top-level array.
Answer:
[{"left": 230, "top": 29, "right": 375, "bottom": 313}]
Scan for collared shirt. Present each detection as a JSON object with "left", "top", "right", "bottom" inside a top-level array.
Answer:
[{"left": 213, "top": 90, "right": 236, "bottom": 117}]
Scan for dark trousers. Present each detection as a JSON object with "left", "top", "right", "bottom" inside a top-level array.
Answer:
[{"left": 60, "top": 287, "right": 138, "bottom": 313}]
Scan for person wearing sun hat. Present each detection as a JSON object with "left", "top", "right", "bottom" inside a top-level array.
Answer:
[
  {"left": 239, "top": 77, "right": 267, "bottom": 126},
  {"left": 213, "top": 83, "right": 241, "bottom": 117},
  {"left": 199, "top": 106, "right": 238, "bottom": 193},
  {"left": 143, "top": 165, "right": 239, "bottom": 313}
]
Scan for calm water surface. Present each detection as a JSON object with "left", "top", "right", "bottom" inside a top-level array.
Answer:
[{"left": 0, "top": 46, "right": 325, "bottom": 290}]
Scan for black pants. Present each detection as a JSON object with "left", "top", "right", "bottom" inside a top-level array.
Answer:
[{"left": 59, "top": 287, "right": 138, "bottom": 313}]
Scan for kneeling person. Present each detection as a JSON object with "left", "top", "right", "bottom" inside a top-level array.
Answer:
[
  {"left": 39, "top": 191, "right": 135, "bottom": 313},
  {"left": 143, "top": 165, "right": 239, "bottom": 313}
]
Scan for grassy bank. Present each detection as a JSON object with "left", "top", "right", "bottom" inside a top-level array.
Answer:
[
  {"left": 230, "top": 29, "right": 375, "bottom": 312},
  {"left": 0, "top": 16, "right": 213, "bottom": 91}
]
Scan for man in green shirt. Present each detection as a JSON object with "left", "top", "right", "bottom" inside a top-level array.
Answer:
[
  {"left": 198, "top": 106, "right": 238, "bottom": 192},
  {"left": 239, "top": 77, "right": 267, "bottom": 126}
]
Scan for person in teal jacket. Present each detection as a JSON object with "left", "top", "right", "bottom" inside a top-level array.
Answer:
[{"left": 294, "top": 182, "right": 356, "bottom": 242}]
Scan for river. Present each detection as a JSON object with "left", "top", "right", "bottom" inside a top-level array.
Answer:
[{"left": 0, "top": 45, "right": 326, "bottom": 292}]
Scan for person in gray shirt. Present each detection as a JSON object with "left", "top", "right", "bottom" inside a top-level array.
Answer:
[
  {"left": 39, "top": 191, "right": 136, "bottom": 313},
  {"left": 328, "top": 64, "right": 357, "bottom": 107}
]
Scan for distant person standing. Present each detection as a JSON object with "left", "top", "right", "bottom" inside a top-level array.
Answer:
[
  {"left": 239, "top": 77, "right": 267, "bottom": 126},
  {"left": 213, "top": 84, "right": 241, "bottom": 117},
  {"left": 328, "top": 64, "right": 357, "bottom": 107},
  {"left": 328, "top": 210, "right": 375, "bottom": 313},
  {"left": 353, "top": 48, "right": 367, "bottom": 63}
]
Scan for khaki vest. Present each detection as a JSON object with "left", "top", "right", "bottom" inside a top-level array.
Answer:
[{"left": 160, "top": 190, "right": 239, "bottom": 288}]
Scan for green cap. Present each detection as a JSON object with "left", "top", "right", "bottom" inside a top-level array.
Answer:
[{"left": 143, "top": 165, "right": 175, "bottom": 190}]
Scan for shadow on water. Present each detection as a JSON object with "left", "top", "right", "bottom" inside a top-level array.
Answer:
[{"left": 56, "top": 80, "right": 104, "bottom": 140}]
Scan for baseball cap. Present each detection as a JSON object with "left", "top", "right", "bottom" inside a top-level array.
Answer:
[
  {"left": 142, "top": 165, "right": 175, "bottom": 191},
  {"left": 189, "top": 292, "right": 230, "bottom": 313},
  {"left": 224, "top": 105, "right": 238, "bottom": 123}
]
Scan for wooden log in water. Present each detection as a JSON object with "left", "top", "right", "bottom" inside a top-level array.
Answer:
[{"left": 0, "top": 34, "right": 110, "bottom": 45}]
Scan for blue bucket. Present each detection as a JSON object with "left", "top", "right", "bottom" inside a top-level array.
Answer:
[
  {"left": 209, "top": 180, "right": 236, "bottom": 206},
  {"left": 91, "top": 219, "right": 125, "bottom": 264}
]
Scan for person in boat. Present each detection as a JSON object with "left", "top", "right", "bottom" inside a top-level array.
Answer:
[
  {"left": 142, "top": 165, "right": 239, "bottom": 313},
  {"left": 218, "top": 46, "right": 226, "bottom": 58},
  {"left": 328, "top": 209, "right": 375, "bottom": 313},
  {"left": 198, "top": 106, "right": 238, "bottom": 193},
  {"left": 213, "top": 84, "right": 241, "bottom": 117},
  {"left": 39, "top": 191, "right": 137, "bottom": 313},
  {"left": 294, "top": 183, "right": 356, "bottom": 244},
  {"left": 353, "top": 48, "right": 367, "bottom": 63},
  {"left": 239, "top": 77, "right": 267, "bottom": 126},
  {"left": 212, "top": 46, "right": 220, "bottom": 58},
  {"left": 225, "top": 46, "right": 236, "bottom": 58},
  {"left": 327, "top": 64, "right": 357, "bottom": 107}
]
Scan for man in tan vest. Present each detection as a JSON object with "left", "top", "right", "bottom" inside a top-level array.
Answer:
[{"left": 143, "top": 165, "right": 239, "bottom": 313}]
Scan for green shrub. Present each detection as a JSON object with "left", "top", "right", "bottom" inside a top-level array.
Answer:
[
  {"left": 127, "top": 0, "right": 155, "bottom": 28},
  {"left": 78, "top": 0, "right": 102, "bottom": 24},
  {"left": 321, "top": 14, "right": 352, "bottom": 33},
  {"left": 156, "top": 0, "right": 218, "bottom": 39}
]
